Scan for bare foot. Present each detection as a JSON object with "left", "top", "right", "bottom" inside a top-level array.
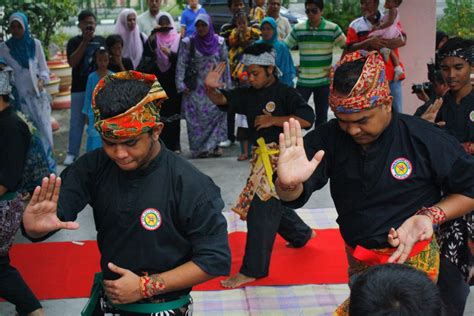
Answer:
[
  {"left": 286, "top": 230, "right": 317, "bottom": 248},
  {"left": 28, "top": 308, "right": 45, "bottom": 316},
  {"left": 220, "top": 273, "right": 256, "bottom": 288}
]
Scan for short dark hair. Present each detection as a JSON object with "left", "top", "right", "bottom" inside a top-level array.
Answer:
[
  {"left": 349, "top": 264, "right": 443, "bottom": 316},
  {"left": 227, "top": 0, "right": 244, "bottom": 8},
  {"left": 243, "top": 42, "right": 273, "bottom": 56},
  {"left": 106, "top": 34, "right": 124, "bottom": 51},
  {"left": 78, "top": 10, "right": 96, "bottom": 22},
  {"left": 304, "top": 0, "right": 324, "bottom": 10},
  {"left": 95, "top": 79, "right": 151, "bottom": 119},
  {"left": 94, "top": 46, "right": 108, "bottom": 60},
  {"left": 435, "top": 31, "right": 448, "bottom": 49},
  {"left": 332, "top": 60, "right": 365, "bottom": 95},
  {"left": 437, "top": 37, "right": 474, "bottom": 65}
]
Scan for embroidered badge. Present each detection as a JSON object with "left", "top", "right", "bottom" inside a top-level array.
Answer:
[
  {"left": 470, "top": 111, "right": 474, "bottom": 122},
  {"left": 390, "top": 157, "right": 412, "bottom": 180},
  {"left": 265, "top": 101, "right": 276, "bottom": 113},
  {"left": 140, "top": 208, "right": 162, "bottom": 231}
]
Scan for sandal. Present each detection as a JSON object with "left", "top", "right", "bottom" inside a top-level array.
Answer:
[
  {"left": 237, "top": 154, "right": 248, "bottom": 161},
  {"left": 196, "top": 151, "right": 210, "bottom": 158},
  {"left": 210, "top": 147, "right": 223, "bottom": 157}
]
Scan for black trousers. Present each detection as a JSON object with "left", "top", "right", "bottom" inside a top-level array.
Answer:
[
  {"left": 437, "top": 257, "right": 470, "bottom": 316},
  {"left": 240, "top": 196, "right": 313, "bottom": 278},
  {"left": 160, "top": 119, "right": 181, "bottom": 152},
  {"left": 227, "top": 109, "right": 236, "bottom": 142},
  {"left": 0, "top": 254, "right": 41, "bottom": 315}
]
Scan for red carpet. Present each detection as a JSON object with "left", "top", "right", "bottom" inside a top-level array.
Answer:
[{"left": 9, "top": 229, "right": 348, "bottom": 299}]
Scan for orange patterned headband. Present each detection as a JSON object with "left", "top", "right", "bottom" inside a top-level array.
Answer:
[
  {"left": 92, "top": 71, "right": 168, "bottom": 139},
  {"left": 329, "top": 50, "right": 392, "bottom": 114}
]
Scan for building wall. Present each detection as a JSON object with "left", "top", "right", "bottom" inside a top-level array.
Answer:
[{"left": 398, "top": 0, "right": 437, "bottom": 114}]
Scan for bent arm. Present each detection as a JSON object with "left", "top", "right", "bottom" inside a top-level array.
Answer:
[
  {"left": 435, "top": 193, "right": 474, "bottom": 223},
  {"left": 206, "top": 87, "right": 228, "bottom": 106}
]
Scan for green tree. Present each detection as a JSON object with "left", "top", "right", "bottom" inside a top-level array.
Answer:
[
  {"left": 323, "top": 0, "right": 361, "bottom": 33},
  {"left": 437, "top": 0, "right": 474, "bottom": 38},
  {"left": 2, "top": 0, "right": 77, "bottom": 58}
]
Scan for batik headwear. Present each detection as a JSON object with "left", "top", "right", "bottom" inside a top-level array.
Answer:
[
  {"left": 92, "top": 71, "right": 168, "bottom": 139},
  {"left": 192, "top": 14, "right": 220, "bottom": 56},
  {"left": 114, "top": 8, "right": 143, "bottom": 69},
  {"left": 241, "top": 48, "right": 283, "bottom": 77},
  {"left": 6, "top": 12, "right": 36, "bottom": 69},
  {"left": 437, "top": 46, "right": 473, "bottom": 65},
  {"left": 155, "top": 12, "right": 180, "bottom": 73},
  {"left": 329, "top": 50, "right": 392, "bottom": 114}
]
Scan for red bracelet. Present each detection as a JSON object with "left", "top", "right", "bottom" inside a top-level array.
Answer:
[
  {"left": 139, "top": 275, "right": 152, "bottom": 298},
  {"left": 415, "top": 206, "right": 446, "bottom": 225}
]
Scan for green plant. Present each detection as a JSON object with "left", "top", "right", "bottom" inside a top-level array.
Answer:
[
  {"left": 50, "top": 31, "right": 70, "bottom": 55},
  {"left": 2, "top": 0, "right": 77, "bottom": 58},
  {"left": 323, "top": 0, "right": 361, "bottom": 33},
  {"left": 437, "top": 0, "right": 474, "bottom": 38}
]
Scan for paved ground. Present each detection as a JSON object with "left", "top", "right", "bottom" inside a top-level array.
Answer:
[{"left": 1, "top": 94, "right": 473, "bottom": 315}]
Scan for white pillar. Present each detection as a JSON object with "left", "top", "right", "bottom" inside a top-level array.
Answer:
[{"left": 398, "top": 0, "right": 437, "bottom": 114}]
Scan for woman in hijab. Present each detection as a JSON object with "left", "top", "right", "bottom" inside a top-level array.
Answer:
[
  {"left": 143, "top": 12, "right": 182, "bottom": 153},
  {"left": 0, "top": 12, "right": 56, "bottom": 172},
  {"left": 114, "top": 8, "right": 146, "bottom": 69},
  {"left": 257, "top": 17, "right": 296, "bottom": 87},
  {"left": 176, "top": 14, "right": 231, "bottom": 158}
]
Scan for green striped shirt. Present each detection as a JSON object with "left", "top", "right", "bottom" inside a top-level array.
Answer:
[{"left": 285, "top": 18, "right": 346, "bottom": 87}]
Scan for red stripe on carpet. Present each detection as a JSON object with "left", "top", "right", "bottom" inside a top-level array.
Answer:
[{"left": 9, "top": 229, "right": 347, "bottom": 299}]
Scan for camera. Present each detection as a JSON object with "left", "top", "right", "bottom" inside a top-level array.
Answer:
[
  {"left": 411, "top": 82, "right": 433, "bottom": 94},
  {"left": 86, "top": 26, "right": 94, "bottom": 32}
]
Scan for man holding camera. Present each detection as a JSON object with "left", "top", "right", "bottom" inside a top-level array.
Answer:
[
  {"left": 419, "top": 37, "right": 474, "bottom": 316},
  {"left": 413, "top": 68, "right": 449, "bottom": 118},
  {"left": 65, "top": 10, "right": 105, "bottom": 166}
]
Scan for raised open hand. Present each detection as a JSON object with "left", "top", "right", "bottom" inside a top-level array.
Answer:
[
  {"left": 204, "top": 62, "right": 226, "bottom": 89},
  {"left": 277, "top": 118, "right": 325, "bottom": 187},
  {"left": 421, "top": 98, "right": 444, "bottom": 126},
  {"left": 23, "top": 174, "right": 79, "bottom": 238}
]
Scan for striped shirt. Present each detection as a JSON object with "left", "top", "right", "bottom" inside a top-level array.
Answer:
[{"left": 285, "top": 18, "right": 346, "bottom": 87}]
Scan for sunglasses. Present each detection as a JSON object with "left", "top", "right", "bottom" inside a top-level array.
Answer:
[{"left": 305, "top": 8, "right": 320, "bottom": 14}]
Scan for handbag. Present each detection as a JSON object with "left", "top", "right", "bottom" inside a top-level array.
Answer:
[{"left": 183, "top": 40, "right": 198, "bottom": 91}]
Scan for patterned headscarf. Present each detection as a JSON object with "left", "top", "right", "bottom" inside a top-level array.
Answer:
[
  {"left": 242, "top": 48, "right": 282, "bottom": 77},
  {"left": 329, "top": 50, "right": 392, "bottom": 114},
  {"left": 437, "top": 47, "right": 473, "bottom": 65},
  {"left": 92, "top": 71, "right": 168, "bottom": 139},
  {"left": 6, "top": 12, "right": 36, "bottom": 69}
]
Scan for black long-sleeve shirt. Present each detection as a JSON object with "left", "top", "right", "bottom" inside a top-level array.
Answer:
[
  {"left": 436, "top": 89, "right": 474, "bottom": 143},
  {"left": 282, "top": 113, "right": 474, "bottom": 249}
]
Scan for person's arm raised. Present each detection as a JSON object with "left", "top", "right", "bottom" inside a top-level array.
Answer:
[
  {"left": 276, "top": 118, "right": 324, "bottom": 201},
  {"left": 204, "top": 62, "right": 228, "bottom": 106},
  {"left": 22, "top": 174, "right": 80, "bottom": 239}
]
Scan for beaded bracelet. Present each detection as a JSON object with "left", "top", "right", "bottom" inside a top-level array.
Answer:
[
  {"left": 415, "top": 206, "right": 446, "bottom": 225},
  {"left": 139, "top": 274, "right": 166, "bottom": 298}
]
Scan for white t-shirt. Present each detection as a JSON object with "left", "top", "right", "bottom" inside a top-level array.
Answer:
[{"left": 137, "top": 11, "right": 159, "bottom": 36}]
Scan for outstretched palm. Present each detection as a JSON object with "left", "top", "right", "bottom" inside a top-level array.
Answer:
[
  {"left": 23, "top": 174, "right": 79, "bottom": 237},
  {"left": 205, "top": 62, "right": 226, "bottom": 89},
  {"left": 277, "top": 118, "right": 325, "bottom": 186}
]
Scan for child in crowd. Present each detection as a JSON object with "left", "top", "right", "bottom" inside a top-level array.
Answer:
[
  {"left": 369, "top": 0, "right": 404, "bottom": 81},
  {"left": 180, "top": 0, "right": 207, "bottom": 37},
  {"left": 82, "top": 47, "right": 113, "bottom": 152},
  {"left": 228, "top": 11, "right": 261, "bottom": 161},
  {"left": 250, "top": 0, "right": 266, "bottom": 23}
]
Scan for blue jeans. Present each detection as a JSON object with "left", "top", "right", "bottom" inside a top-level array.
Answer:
[
  {"left": 68, "top": 92, "right": 86, "bottom": 157},
  {"left": 297, "top": 85, "right": 330, "bottom": 126},
  {"left": 389, "top": 80, "right": 403, "bottom": 113}
]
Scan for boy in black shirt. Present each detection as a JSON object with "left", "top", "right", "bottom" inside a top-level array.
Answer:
[{"left": 205, "top": 43, "right": 316, "bottom": 288}]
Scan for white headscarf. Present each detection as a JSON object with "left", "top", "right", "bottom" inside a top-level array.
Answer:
[{"left": 114, "top": 8, "right": 143, "bottom": 69}]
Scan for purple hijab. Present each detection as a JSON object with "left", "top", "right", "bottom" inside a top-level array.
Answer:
[{"left": 192, "top": 14, "right": 220, "bottom": 56}]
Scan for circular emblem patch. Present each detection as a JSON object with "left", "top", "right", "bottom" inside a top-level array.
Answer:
[
  {"left": 265, "top": 101, "right": 276, "bottom": 113},
  {"left": 470, "top": 111, "right": 474, "bottom": 122},
  {"left": 140, "top": 208, "right": 162, "bottom": 231},
  {"left": 390, "top": 157, "right": 412, "bottom": 180}
]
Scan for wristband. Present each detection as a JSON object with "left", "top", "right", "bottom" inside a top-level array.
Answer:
[
  {"left": 415, "top": 206, "right": 446, "bottom": 225},
  {"left": 139, "top": 273, "right": 166, "bottom": 298}
]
